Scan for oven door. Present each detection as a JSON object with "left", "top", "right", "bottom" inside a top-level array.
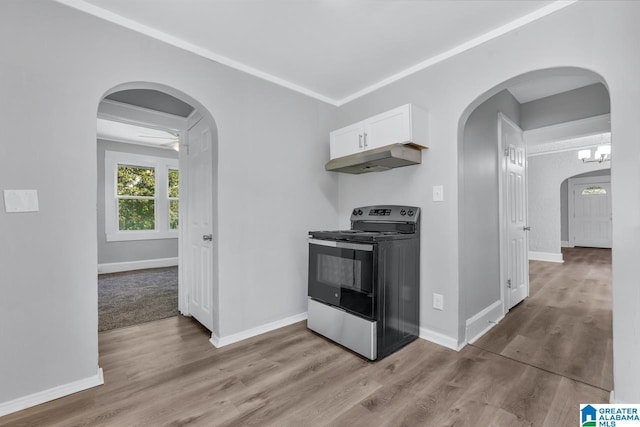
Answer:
[{"left": 308, "top": 238, "right": 375, "bottom": 319}]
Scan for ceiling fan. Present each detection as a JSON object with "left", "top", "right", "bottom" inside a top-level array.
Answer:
[
  {"left": 137, "top": 131, "right": 180, "bottom": 151},
  {"left": 96, "top": 118, "right": 181, "bottom": 151}
]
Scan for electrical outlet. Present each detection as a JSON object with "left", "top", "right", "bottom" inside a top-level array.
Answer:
[{"left": 433, "top": 293, "right": 444, "bottom": 310}]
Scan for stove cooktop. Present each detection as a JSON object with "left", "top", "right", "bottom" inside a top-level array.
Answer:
[
  {"left": 309, "top": 205, "right": 420, "bottom": 243},
  {"left": 309, "top": 229, "right": 412, "bottom": 243}
]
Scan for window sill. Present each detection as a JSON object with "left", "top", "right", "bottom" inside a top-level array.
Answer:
[{"left": 106, "top": 231, "right": 178, "bottom": 242}]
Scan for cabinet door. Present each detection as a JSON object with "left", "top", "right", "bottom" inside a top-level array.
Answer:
[
  {"left": 330, "top": 122, "right": 365, "bottom": 159},
  {"left": 364, "top": 104, "right": 411, "bottom": 150}
]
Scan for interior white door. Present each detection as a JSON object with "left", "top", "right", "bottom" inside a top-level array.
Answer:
[
  {"left": 184, "top": 118, "right": 214, "bottom": 331},
  {"left": 572, "top": 180, "right": 612, "bottom": 248},
  {"left": 500, "top": 114, "right": 529, "bottom": 310}
]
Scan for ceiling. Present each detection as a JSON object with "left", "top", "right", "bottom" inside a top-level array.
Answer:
[
  {"left": 106, "top": 89, "right": 194, "bottom": 118},
  {"left": 58, "top": 0, "right": 582, "bottom": 106},
  {"left": 97, "top": 118, "right": 179, "bottom": 150}
]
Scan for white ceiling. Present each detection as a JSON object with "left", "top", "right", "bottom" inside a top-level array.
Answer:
[
  {"left": 58, "top": 0, "right": 580, "bottom": 105},
  {"left": 97, "top": 118, "right": 179, "bottom": 150}
]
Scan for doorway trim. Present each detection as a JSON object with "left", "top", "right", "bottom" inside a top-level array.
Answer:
[{"left": 97, "top": 82, "right": 220, "bottom": 339}]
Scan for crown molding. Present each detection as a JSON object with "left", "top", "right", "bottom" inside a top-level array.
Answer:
[
  {"left": 336, "top": 1, "right": 579, "bottom": 106},
  {"left": 55, "top": 0, "right": 578, "bottom": 107}
]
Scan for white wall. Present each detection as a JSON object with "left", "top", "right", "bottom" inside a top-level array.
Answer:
[
  {"left": 2, "top": 0, "right": 640, "bottom": 409},
  {"left": 333, "top": 1, "right": 640, "bottom": 402},
  {"left": 528, "top": 150, "right": 609, "bottom": 257},
  {"left": 0, "top": 1, "right": 337, "bottom": 407},
  {"left": 459, "top": 90, "right": 520, "bottom": 341},
  {"left": 97, "top": 139, "right": 179, "bottom": 265},
  {"left": 520, "top": 83, "right": 610, "bottom": 130}
]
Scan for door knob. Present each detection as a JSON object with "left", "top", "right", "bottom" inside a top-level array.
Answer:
[
  {"left": 203, "top": 234, "right": 213, "bottom": 241},
  {"left": 523, "top": 226, "right": 531, "bottom": 231}
]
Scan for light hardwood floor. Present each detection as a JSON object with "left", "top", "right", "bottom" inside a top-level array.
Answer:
[
  {"left": 1, "top": 248, "right": 611, "bottom": 426},
  {"left": 473, "top": 247, "right": 613, "bottom": 391}
]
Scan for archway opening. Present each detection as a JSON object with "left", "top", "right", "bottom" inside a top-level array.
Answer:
[
  {"left": 457, "top": 67, "right": 613, "bottom": 392},
  {"left": 95, "top": 82, "right": 219, "bottom": 340}
]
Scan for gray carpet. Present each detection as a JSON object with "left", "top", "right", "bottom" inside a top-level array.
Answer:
[{"left": 98, "top": 266, "right": 179, "bottom": 332}]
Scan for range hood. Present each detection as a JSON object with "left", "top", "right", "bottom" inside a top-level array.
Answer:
[{"left": 325, "top": 143, "right": 424, "bottom": 174}]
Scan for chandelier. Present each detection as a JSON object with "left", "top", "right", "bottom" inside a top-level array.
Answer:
[{"left": 578, "top": 145, "right": 611, "bottom": 163}]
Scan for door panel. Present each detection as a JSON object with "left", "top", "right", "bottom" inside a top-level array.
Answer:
[
  {"left": 501, "top": 115, "right": 528, "bottom": 310},
  {"left": 185, "top": 119, "right": 214, "bottom": 331},
  {"left": 573, "top": 181, "right": 611, "bottom": 248}
]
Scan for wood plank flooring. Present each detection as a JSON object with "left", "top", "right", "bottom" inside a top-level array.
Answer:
[
  {"left": 473, "top": 247, "right": 613, "bottom": 391},
  {"left": 1, "top": 247, "right": 611, "bottom": 426}
]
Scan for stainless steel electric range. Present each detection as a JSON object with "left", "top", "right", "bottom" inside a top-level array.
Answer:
[{"left": 307, "top": 205, "right": 420, "bottom": 360}]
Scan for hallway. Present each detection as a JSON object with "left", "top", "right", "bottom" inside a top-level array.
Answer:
[{"left": 473, "top": 247, "right": 613, "bottom": 391}]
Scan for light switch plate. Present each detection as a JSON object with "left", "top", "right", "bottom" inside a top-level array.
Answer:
[
  {"left": 433, "top": 293, "right": 444, "bottom": 310},
  {"left": 3, "top": 189, "right": 39, "bottom": 213},
  {"left": 433, "top": 185, "right": 444, "bottom": 202}
]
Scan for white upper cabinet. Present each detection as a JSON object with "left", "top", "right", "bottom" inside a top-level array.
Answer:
[
  {"left": 330, "top": 122, "right": 365, "bottom": 159},
  {"left": 329, "top": 104, "right": 428, "bottom": 160}
]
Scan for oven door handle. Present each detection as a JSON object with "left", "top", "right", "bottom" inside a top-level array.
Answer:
[{"left": 309, "top": 238, "right": 374, "bottom": 252}]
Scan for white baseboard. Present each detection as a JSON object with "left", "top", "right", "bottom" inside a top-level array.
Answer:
[
  {"left": 609, "top": 390, "right": 615, "bottom": 403},
  {"left": 0, "top": 368, "right": 104, "bottom": 417},
  {"left": 419, "top": 327, "right": 464, "bottom": 351},
  {"left": 210, "top": 312, "right": 308, "bottom": 348},
  {"left": 561, "top": 241, "right": 573, "bottom": 248},
  {"left": 465, "top": 300, "right": 504, "bottom": 344},
  {"left": 98, "top": 257, "right": 178, "bottom": 274},
  {"left": 528, "top": 251, "right": 564, "bottom": 263}
]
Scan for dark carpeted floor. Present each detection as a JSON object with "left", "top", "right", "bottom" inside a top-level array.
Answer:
[{"left": 98, "top": 266, "right": 179, "bottom": 332}]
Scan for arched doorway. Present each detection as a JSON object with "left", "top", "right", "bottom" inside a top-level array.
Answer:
[
  {"left": 96, "top": 82, "right": 220, "bottom": 339},
  {"left": 457, "top": 67, "right": 613, "bottom": 391}
]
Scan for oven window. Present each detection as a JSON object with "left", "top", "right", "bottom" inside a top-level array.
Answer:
[{"left": 317, "top": 254, "right": 362, "bottom": 290}]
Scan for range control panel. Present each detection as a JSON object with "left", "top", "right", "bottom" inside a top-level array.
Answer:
[{"left": 350, "top": 205, "right": 420, "bottom": 223}]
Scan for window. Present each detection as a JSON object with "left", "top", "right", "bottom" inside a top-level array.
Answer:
[
  {"left": 168, "top": 168, "right": 179, "bottom": 230},
  {"left": 581, "top": 185, "right": 607, "bottom": 196},
  {"left": 105, "top": 151, "right": 179, "bottom": 241},
  {"left": 117, "top": 165, "right": 156, "bottom": 230}
]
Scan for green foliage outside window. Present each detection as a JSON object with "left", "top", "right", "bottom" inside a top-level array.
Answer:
[
  {"left": 118, "top": 165, "right": 155, "bottom": 196},
  {"left": 168, "top": 169, "right": 179, "bottom": 230},
  {"left": 581, "top": 185, "right": 607, "bottom": 196},
  {"left": 117, "top": 165, "right": 155, "bottom": 230},
  {"left": 169, "top": 200, "right": 179, "bottom": 230},
  {"left": 118, "top": 199, "right": 155, "bottom": 230},
  {"left": 168, "top": 169, "right": 179, "bottom": 198}
]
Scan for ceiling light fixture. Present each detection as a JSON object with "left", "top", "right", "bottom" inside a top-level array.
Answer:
[{"left": 578, "top": 145, "right": 611, "bottom": 163}]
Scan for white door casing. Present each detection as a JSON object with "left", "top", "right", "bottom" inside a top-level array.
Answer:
[
  {"left": 498, "top": 113, "right": 529, "bottom": 311},
  {"left": 568, "top": 176, "right": 612, "bottom": 248},
  {"left": 181, "top": 117, "right": 215, "bottom": 331}
]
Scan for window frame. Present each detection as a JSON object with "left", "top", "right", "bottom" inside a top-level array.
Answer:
[{"left": 105, "top": 150, "right": 179, "bottom": 242}]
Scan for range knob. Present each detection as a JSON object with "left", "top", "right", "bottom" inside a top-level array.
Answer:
[
  {"left": 357, "top": 209, "right": 363, "bottom": 215},
  {"left": 408, "top": 209, "right": 414, "bottom": 217},
  {"left": 352, "top": 209, "right": 358, "bottom": 216},
  {"left": 400, "top": 209, "right": 406, "bottom": 216}
]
